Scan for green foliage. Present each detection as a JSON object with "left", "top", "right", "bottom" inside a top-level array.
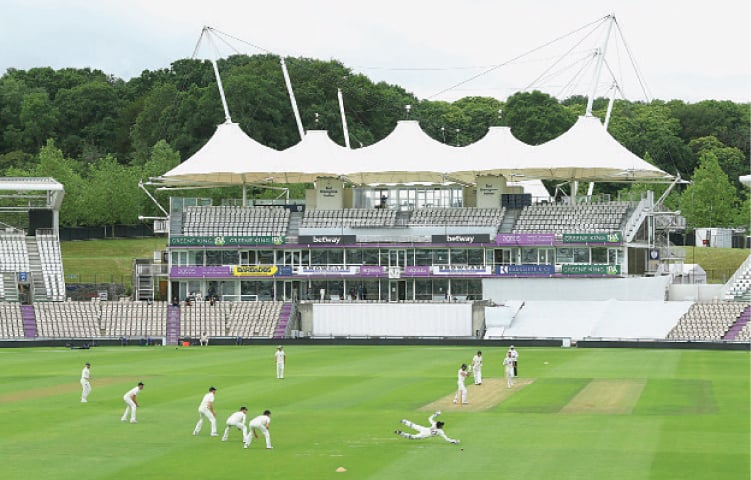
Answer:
[
  {"left": 0, "top": 58, "right": 748, "bottom": 228},
  {"left": 1, "top": 347, "right": 748, "bottom": 480},
  {"left": 679, "top": 152, "right": 739, "bottom": 228},
  {"left": 502, "top": 90, "right": 577, "bottom": 145}
]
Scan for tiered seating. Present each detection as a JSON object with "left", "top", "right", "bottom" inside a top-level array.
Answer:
[
  {"left": 179, "top": 301, "right": 227, "bottom": 338},
  {"left": 0, "top": 232, "right": 29, "bottom": 272},
  {"left": 36, "top": 232, "right": 66, "bottom": 302},
  {"left": 725, "top": 265, "right": 751, "bottom": 300},
  {"left": 183, "top": 206, "right": 290, "bottom": 237},
  {"left": 666, "top": 301, "right": 750, "bottom": 340},
  {"left": 513, "top": 203, "right": 630, "bottom": 233},
  {"left": 226, "top": 301, "right": 283, "bottom": 338},
  {"left": 101, "top": 301, "right": 168, "bottom": 337},
  {"left": 301, "top": 208, "right": 397, "bottom": 228},
  {"left": 408, "top": 207, "right": 505, "bottom": 226},
  {"left": 34, "top": 302, "right": 100, "bottom": 337},
  {"left": 735, "top": 322, "right": 751, "bottom": 341},
  {"left": 0, "top": 303, "right": 24, "bottom": 337}
]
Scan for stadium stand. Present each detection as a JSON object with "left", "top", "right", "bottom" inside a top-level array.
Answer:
[
  {"left": 513, "top": 202, "right": 630, "bottom": 233},
  {"left": 183, "top": 205, "right": 289, "bottom": 237},
  {"left": 36, "top": 231, "right": 66, "bottom": 302},
  {"left": 35, "top": 302, "right": 100, "bottom": 337},
  {"left": 666, "top": 301, "right": 751, "bottom": 341},
  {"left": 0, "top": 303, "right": 24, "bottom": 337},
  {"left": 301, "top": 208, "right": 397, "bottom": 228},
  {"left": 100, "top": 301, "right": 168, "bottom": 338},
  {"left": 408, "top": 207, "right": 505, "bottom": 226},
  {"left": 226, "top": 301, "right": 284, "bottom": 338},
  {"left": 179, "top": 301, "right": 227, "bottom": 337}
]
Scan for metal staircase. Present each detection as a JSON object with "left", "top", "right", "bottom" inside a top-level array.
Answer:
[
  {"left": 285, "top": 211, "right": 302, "bottom": 244},
  {"left": 26, "top": 238, "right": 47, "bottom": 302},
  {"left": 498, "top": 208, "right": 521, "bottom": 233}
]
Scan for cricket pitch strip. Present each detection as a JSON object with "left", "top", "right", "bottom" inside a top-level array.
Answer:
[{"left": 420, "top": 377, "right": 535, "bottom": 412}]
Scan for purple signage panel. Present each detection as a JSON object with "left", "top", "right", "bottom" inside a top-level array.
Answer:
[
  {"left": 403, "top": 265, "right": 431, "bottom": 277},
  {"left": 495, "top": 233, "right": 556, "bottom": 246},
  {"left": 170, "top": 266, "right": 233, "bottom": 278},
  {"left": 359, "top": 266, "right": 386, "bottom": 277}
]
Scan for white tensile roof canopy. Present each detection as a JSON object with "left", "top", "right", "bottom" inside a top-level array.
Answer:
[{"left": 158, "top": 115, "right": 672, "bottom": 187}]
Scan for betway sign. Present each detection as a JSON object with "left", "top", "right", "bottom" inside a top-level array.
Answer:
[
  {"left": 432, "top": 234, "right": 490, "bottom": 244},
  {"left": 298, "top": 235, "right": 356, "bottom": 245}
]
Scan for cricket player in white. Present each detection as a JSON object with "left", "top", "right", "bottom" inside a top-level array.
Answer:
[
  {"left": 394, "top": 411, "right": 459, "bottom": 444},
  {"left": 121, "top": 382, "right": 144, "bottom": 423},
  {"left": 193, "top": 387, "right": 218, "bottom": 436},
  {"left": 274, "top": 346, "right": 286, "bottom": 379},
  {"left": 509, "top": 345, "right": 519, "bottom": 377},
  {"left": 503, "top": 351, "right": 515, "bottom": 388},
  {"left": 80, "top": 362, "right": 91, "bottom": 402},
  {"left": 247, "top": 410, "right": 273, "bottom": 449},
  {"left": 471, "top": 351, "right": 483, "bottom": 385},
  {"left": 453, "top": 363, "right": 470, "bottom": 404},
  {"left": 222, "top": 407, "right": 249, "bottom": 447}
]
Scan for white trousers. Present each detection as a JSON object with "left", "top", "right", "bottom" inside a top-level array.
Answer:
[
  {"left": 194, "top": 407, "right": 217, "bottom": 435},
  {"left": 472, "top": 367, "right": 482, "bottom": 384},
  {"left": 398, "top": 419, "right": 430, "bottom": 439},
  {"left": 121, "top": 397, "right": 137, "bottom": 421},
  {"left": 223, "top": 421, "right": 248, "bottom": 444},
  {"left": 505, "top": 366, "right": 515, "bottom": 387},
  {"left": 248, "top": 424, "right": 272, "bottom": 448},
  {"left": 276, "top": 363, "right": 285, "bottom": 379},
  {"left": 453, "top": 384, "right": 467, "bottom": 404},
  {"left": 81, "top": 380, "right": 91, "bottom": 401}
]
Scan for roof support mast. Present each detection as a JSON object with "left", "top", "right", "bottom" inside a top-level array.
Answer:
[
  {"left": 337, "top": 88, "right": 351, "bottom": 149},
  {"left": 281, "top": 58, "right": 306, "bottom": 141},
  {"left": 204, "top": 28, "right": 232, "bottom": 123},
  {"left": 585, "top": 15, "right": 615, "bottom": 117}
]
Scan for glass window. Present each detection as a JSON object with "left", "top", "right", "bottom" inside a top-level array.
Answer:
[
  {"left": 310, "top": 249, "right": 327, "bottom": 266},
  {"left": 433, "top": 249, "right": 449, "bottom": 265},
  {"left": 521, "top": 248, "right": 538, "bottom": 264},
  {"left": 205, "top": 250, "right": 223, "bottom": 266},
  {"left": 258, "top": 250, "right": 275, "bottom": 264},
  {"left": 415, "top": 279, "right": 432, "bottom": 301},
  {"left": 346, "top": 249, "right": 363, "bottom": 265},
  {"left": 556, "top": 248, "right": 574, "bottom": 263},
  {"left": 466, "top": 279, "right": 482, "bottom": 300},
  {"left": 450, "top": 248, "right": 468, "bottom": 265},
  {"left": 608, "top": 248, "right": 619, "bottom": 265},
  {"left": 327, "top": 249, "right": 344, "bottom": 265},
  {"left": 573, "top": 248, "right": 589, "bottom": 263},
  {"left": 541, "top": 248, "right": 555, "bottom": 264},
  {"left": 222, "top": 251, "right": 239, "bottom": 265},
  {"left": 414, "top": 249, "right": 432, "bottom": 266},
  {"left": 467, "top": 249, "right": 484, "bottom": 265},
  {"left": 362, "top": 249, "right": 379, "bottom": 265},
  {"left": 591, "top": 247, "right": 608, "bottom": 264},
  {"left": 433, "top": 279, "right": 449, "bottom": 298}
]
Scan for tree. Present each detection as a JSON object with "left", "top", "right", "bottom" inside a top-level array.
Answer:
[
  {"left": 19, "top": 91, "right": 59, "bottom": 149},
  {"left": 33, "top": 140, "right": 85, "bottom": 226},
  {"left": 80, "top": 156, "right": 141, "bottom": 231},
  {"left": 679, "top": 152, "right": 738, "bottom": 228},
  {"left": 688, "top": 136, "right": 748, "bottom": 190},
  {"left": 502, "top": 91, "right": 576, "bottom": 145}
]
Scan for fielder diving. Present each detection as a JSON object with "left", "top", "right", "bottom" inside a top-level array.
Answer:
[{"left": 394, "top": 411, "right": 459, "bottom": 444}]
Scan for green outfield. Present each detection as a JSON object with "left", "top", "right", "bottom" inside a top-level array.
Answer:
[{"left": 1, "top": 346, "right": 748, "bottom": 479}]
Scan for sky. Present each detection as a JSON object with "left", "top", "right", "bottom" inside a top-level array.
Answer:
[{"left": 1, "top": 0, "right": 749, "bottom": 104}]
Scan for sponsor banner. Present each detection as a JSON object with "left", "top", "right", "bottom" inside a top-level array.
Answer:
[
  {"left": 275, "top": 266, "right": 293, "bottom": 277},
  {"left": 562, "top": 232, "right": 622, "bottom": 244},
  {"left": 497, "top": 264, "right": 555, "bottom": 276},
  {"left": 432, "top": 265, "right": 492, "bottom": 276},
  {"left": 403, "top": 265, "right": 431, "bottom": 277},
  {"left": 232, "top": 265, "right": 278, "bottom": 277},
  {"left": 169, "top": 236, "right": 285, "bottom": 247},
  {"left": 495, "top": 233, "right": 556, "bottom": 246},
  {"left": 170, "top": 266, "right": 233, "bottom": 278},
  {"left": 561, "top": 264, "right": 621, "bottom": 275},
  {"left": 359, "top": 265, "right": 386, "bottom": 277},
  {"left": 432, "top": 234, "right": 490, "bottom": 244},
  {"left": 298, "top": 235, "right": 356, "bottom": 245},
  {"left": 296, "top": 266, "right": 357, "bottom": 276}
]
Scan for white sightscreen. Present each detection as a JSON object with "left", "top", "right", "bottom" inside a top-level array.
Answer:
[{"left": 312, "top": 303, "right": 472, "bottom": 337}]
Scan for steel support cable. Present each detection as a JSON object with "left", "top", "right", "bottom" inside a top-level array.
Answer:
[{"left": 428, "top": 15, "right": 611, "bottom": 99}]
